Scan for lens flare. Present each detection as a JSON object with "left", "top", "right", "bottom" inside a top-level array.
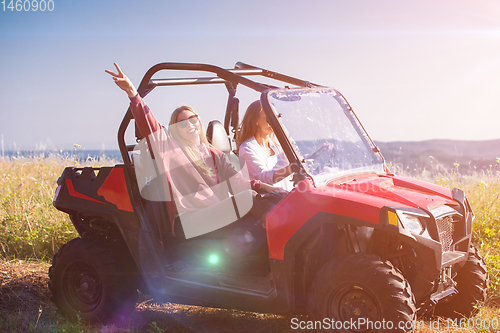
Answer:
[{"left": 208, "top": 254, "right": 219, "bottom": 264}]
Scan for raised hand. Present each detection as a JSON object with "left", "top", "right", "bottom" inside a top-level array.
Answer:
[{"left": 105, "top": 63, "right": 138, "bottom": 98}]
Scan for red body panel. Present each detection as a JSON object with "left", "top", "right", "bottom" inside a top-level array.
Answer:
[
  {"left": 266, "top": 174, "right": 458, "bottom": 261},
  {"left": 66, "top": 179, "right": 106, "bottom": 204},
  {"left": 97, "top": 168, "right": 134, "bottom": 212}
]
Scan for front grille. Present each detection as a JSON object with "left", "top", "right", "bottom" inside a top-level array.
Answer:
[{"left": 436, "top": 215, "right": 454, "bottom": 252}]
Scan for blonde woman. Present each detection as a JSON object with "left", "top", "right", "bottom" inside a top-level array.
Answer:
[
  {"left": 106, "top": 63, "right": 284, "bottom": 256},
  {"left": 237, "top": 100, "right": 293, "bottom": 191}
]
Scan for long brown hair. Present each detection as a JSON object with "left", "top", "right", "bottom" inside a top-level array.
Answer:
[
  {"left": 236, "top": 100, "right": 279, "bottom": 152},
  {"left": 236, "top": 100, "right": 262, "bottom": 152},
  {"left": 168, "top": 106, "right": 215, "bottom": 177}
]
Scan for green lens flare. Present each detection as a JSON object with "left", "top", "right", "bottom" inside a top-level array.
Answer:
[{"left": 208, "top": 254, "right": 219, "bottom": 264}]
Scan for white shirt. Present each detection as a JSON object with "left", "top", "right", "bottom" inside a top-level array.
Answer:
[{"left": 239, "top": 137, "right": 293, "bottom": 191}]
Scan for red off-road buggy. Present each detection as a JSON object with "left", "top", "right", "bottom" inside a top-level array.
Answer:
[{"left": 50, "top": 62, "right": 488, "bottom": 332}]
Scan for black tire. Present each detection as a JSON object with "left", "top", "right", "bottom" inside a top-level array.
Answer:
[
  {"left": 433, "top": 245, "right": 488, "bottom": 319},
  {"left": 307, "top": 254, "right": 416, "bottom": 333},
  {"left": 48, "top": 237, "right": 138, "bottom": 324}
]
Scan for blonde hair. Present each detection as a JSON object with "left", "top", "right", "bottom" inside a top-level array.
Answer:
[
  {"left": 236, "top": 100, "right": 279, "bottom": 152},
  {"left": 168, "top": 106, "right": 215, "bottom": 178}
]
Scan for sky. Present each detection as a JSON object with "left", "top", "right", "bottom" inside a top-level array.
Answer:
[{"left": 1, "top": 0, "right": 500, "bottom": 151}]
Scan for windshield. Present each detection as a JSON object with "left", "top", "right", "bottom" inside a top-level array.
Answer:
[{"left": 267, "top": 89, "right": 386, "bottom": 187}]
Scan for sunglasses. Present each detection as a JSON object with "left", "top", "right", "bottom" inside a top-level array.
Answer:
[{"left": 176, "top": 115, "right": 199, "bottom": 128}]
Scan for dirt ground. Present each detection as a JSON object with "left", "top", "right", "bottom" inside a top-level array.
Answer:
[
  {"left": 0, "top": 259, "right": 312, "bottom": 332},
  {"left": 1, "top": 259, "right": 495, "bottom": 333}
]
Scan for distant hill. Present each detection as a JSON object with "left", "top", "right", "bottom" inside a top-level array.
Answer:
[{"left": 375, "top": 139, "right": 500, "bottom": 175}]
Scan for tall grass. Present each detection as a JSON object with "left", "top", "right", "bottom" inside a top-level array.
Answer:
[
  {"left": 440, "top": 173, "right": 500, "bottom": 301},
  {"left": 0, "top": 152, "right": 117, "bottom": 260}
]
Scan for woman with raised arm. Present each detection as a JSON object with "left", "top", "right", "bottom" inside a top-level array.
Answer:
[
  {"left": 236, "top": 100, "right": 294, "bottom": 191},
  {"left": 106, "top": 63, "right": 284, "bottom": 257}
]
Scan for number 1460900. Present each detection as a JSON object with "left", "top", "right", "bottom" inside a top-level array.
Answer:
[{"left": 2, "top": 0, "right": 54, "bottom": 11}]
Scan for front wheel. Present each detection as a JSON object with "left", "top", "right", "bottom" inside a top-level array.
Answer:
[
  {"left": 307, "top": 254, "right": 416, "bottom": 332},
  {"left": 48, "top": 237, "right": 138, "bottom": 324}
]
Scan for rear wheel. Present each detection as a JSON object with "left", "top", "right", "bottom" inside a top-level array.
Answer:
[
  {"left": 433, "top": 245, "right": 488, "bottom": 319},
  {"left": 307, "top": 254, "right": 416, "bottom": 332},
  {"left": 49, "top": 237, "right": 138, "bottom": 324}
]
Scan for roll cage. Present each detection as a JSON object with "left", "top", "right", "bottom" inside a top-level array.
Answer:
[
  {"left": 118, "top": 62, "right": 323, "bottom": 180},
  {"left": 117, "top": 62, "right": 382, "bottom": 187}
]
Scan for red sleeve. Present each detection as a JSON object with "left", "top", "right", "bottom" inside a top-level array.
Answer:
[{"left": 129, "top": 94, "right": 162, "bottom": 138}]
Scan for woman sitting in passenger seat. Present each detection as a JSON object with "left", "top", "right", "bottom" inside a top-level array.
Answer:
[
  {"left": 236, "top": 100, "right": 294, "bottom": 192},
  {"left": 106, "top": 63, "right": 285, "bottom": 257}
]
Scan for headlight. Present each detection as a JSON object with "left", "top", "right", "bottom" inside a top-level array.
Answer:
[
  {"left": 399, "top": 213, "right": 425, "bottom": 234},
  {"left": 386, "top": 209, "right": 429, "bottom": 235}
]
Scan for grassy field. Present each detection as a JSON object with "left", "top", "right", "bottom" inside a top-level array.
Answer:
[{"left": 0, "top": 155, "right": 499, "bottom": 332}]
